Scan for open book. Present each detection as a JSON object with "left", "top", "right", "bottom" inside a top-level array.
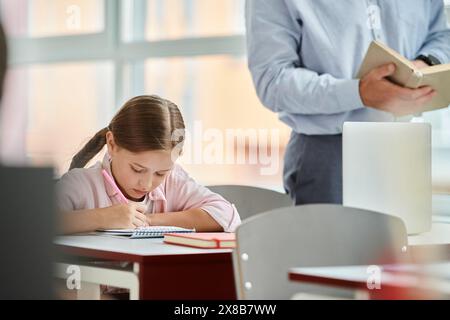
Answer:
[
  {"left": 97, "top": 226, "right": 195, "bottom": 239},
  {"left": 357, "top": 41, "right": 450, "bottom": 112}
]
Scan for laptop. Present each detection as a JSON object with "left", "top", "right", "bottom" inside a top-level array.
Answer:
[
  {"left": 343, "top": 122, "right": 432, "bottom": 235},
  {"left": 0, "top": 166, "right": 55, "bottom": 299}
]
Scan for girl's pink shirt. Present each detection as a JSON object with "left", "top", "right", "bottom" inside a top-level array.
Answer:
[{"left": 56, "top": 153, "right": 241, "bottom": 232}]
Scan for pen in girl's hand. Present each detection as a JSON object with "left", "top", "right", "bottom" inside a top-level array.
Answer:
[{"left": 101, "top": 169, "right": 129, "bottom": 204}]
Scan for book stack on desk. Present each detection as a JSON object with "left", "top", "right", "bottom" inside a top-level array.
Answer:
[{"left": 164, "top": 232, "right": 236, "bottom": 249}]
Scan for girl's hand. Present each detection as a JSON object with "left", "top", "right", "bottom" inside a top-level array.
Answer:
[{"left": 99, "top": 203, "right": 149, "bottom": 229}]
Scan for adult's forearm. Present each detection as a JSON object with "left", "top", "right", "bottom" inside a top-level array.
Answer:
[{"left": 147, "top": 208, "right": 223, "bottom": 232}]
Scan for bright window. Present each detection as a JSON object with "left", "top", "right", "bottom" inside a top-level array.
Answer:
[
  {"left": 0, "top": 0, "right": 104, "bottom": 38},
  {"left": 1, "top": 1, "right": 449, "bottom": 195},
  {"left": 0, "top": 0, "right": 289, "bottom": 191}
]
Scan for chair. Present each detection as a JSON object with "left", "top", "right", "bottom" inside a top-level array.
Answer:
[
  {"left": 207, "top": 185, "right": 292, "bottom": 220},
  {"left": 232, "top": 204, "right": 410, "bottom": 299}
]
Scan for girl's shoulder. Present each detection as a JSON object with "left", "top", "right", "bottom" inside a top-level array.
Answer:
[
  {"left": 169, "top": 163, "right": 189, "bottom": 178},
  {"left": 159, "top": 163, "right": 194, "bottom": 194},
  {"left": 165, "top": 163, "right": 196, "bottom": 185},
  {"left": 56, "top": 162, "right": 111, "bottom": 211},
  {"left": 57, "top": 161, "right": 104, "bottom": 190}
]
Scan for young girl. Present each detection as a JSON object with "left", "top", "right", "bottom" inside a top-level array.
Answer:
[{"left": 57, "top": 95, "right": 241, "bottom": 234}]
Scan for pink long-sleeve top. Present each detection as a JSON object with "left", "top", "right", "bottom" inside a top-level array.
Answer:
[{"left": 56, "top": 153, "right": 241, "bottom": 232}]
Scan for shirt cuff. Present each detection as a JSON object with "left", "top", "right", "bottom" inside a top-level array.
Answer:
[
  {"left": 417, "top": 49, "right": 448, "bottom": 65},
  {"left": 334, "top": 79, "right": 366, "bottom": 113}
]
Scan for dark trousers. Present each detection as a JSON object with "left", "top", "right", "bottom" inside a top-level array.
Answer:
[{"left": 283, "top": 132, "right": 343, "bottom": 205}]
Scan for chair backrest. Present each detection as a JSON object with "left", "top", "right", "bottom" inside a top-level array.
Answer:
[
  {"left": 232, "top": 204, "right": 410, "bottom": 300},
  {"left": 207, "top": 185, "right": 292, "bottom": 220}
]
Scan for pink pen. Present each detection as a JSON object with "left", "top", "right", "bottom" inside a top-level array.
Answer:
[{"left": 102, "top": 169, "right": 129, "bottom": 204}]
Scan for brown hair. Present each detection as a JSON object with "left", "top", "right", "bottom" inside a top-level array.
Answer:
[{"left": 69, "top": 95, "right": 185, "bottom": 170}]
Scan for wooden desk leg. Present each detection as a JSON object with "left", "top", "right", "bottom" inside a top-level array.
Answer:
[{"left": 139, "top": 253, "right": 236, "bottom": 300}]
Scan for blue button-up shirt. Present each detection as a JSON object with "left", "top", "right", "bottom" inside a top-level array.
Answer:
[{"left": 246, "top": 0, "right": 450, "bottom": 134}]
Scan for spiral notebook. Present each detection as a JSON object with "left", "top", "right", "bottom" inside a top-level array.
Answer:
[{"left": 97, "top": 226, "right": 195, "bottom": 239}]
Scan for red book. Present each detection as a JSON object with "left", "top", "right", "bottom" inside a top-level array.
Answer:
[{"left": 164, "top": 232, "right": 236, "bottom": 249}]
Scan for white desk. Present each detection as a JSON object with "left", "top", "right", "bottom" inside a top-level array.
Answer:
[
  {"left": 54, "top": 235, "right": 235, "bottom": 300},
  {"left": 408, "top": 221, "right": 450, "bottom": 247},
  {"left": 289, "top": 263, "right": 450, "bottom": 299},
  {"left": 55, "top": 235, "right": 231, "bottom": 256},
  {"left": 288, "top": 219, "right": 450, "bottom": 300},
  {"left": 407, "top": 193, "right": 450, "bottom": 246},
  {"left": 54, "top": 220, "right": 450, "bottom": 300}
]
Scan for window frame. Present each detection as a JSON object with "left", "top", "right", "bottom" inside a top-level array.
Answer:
[{"left": 4, "top": 0, "right": 450, "bottom": 195}]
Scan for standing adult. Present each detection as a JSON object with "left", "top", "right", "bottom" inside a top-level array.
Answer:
[{"left": 246, "top": 0, "right": 450, "bottom": 204}]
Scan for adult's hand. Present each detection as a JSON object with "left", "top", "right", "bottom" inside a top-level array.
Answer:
[{"left": 359, "top": 63, "right": 436, "bottom": 116}]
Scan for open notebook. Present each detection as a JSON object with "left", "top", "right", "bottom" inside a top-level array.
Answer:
[{"left": 97, "top": 226, "right": 195, "bottom": 239}]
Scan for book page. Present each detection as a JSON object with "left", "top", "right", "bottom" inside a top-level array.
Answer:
[
  {"left": 420, "top": 68, "right": 450, "bottom": 111},
  {"left": 357, "top": 41, "right": 416, "bottom": 87}
]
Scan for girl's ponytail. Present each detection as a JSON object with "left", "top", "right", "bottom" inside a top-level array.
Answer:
[
  {"left": 69, "top": 127, "right": 109, "bottom": 170},
  {"left": 69, "top": 95, "right": 185, "bottom": 171}
]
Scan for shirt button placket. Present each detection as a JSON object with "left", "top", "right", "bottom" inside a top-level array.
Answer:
[{"left": 367, "top": 0, "right": 382, "bottom": 41}]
